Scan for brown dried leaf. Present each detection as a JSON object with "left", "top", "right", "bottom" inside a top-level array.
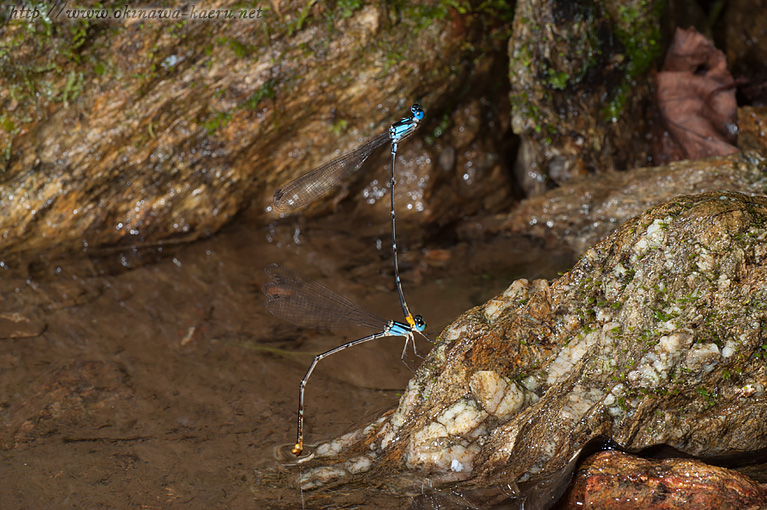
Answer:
[{"left": 655, "top": 27, "right": 739, "bottom": 160}]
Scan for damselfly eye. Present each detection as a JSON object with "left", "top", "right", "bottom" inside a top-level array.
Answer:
[
  {"left": 411, "top": 104, "right": 424, "bottom": 120},
  {"left": 414, "top": 314, "right": 427, "bottom": 332}
]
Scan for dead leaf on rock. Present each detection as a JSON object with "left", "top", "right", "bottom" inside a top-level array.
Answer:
[{"left": 655, "top": 26, "right": 739, "bottom": 160}]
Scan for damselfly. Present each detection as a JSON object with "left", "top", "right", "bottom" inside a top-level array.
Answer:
[{"left": 262, "top": 263, "right": 427, "bottom": 456}]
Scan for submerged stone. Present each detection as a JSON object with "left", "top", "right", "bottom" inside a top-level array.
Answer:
[{"left": 288, "top": 191, "right": 767, "bottom": 508}]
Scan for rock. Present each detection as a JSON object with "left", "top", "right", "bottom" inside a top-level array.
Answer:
[
  {"left": 723, "top": 0, "right": 767, "bottom": 80},
  {"left": 0, "top": 312, "right": 45, "bottom": 339},
  {"left": 281, "top": 191, "right": 767, "bottom": 509},
  {"left": 557, "top": 450, "right": 767, "bottom": 510},
  {"left": 2, "top": 359, "right": 132, "bottom": 448},
  {"left": 508, "top": 0, "right": 664, "bottom": 195},
  {"left": 0, "top": 3, "right": 514, "bottom": 259},
  {"left": 504, "top": 107, "right": 767, "bottom": 255}
]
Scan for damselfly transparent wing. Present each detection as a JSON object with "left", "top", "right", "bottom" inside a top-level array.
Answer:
[
  {"left": 262, "top": 263, "right": 389, "bottom": 332},
  {"left": 272, "top": 131, "right": 390, "bottom": 212}
]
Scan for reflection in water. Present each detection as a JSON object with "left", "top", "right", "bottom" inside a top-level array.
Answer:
[{"left": 0, "top": 213, "right": 573, "bottom": 507}]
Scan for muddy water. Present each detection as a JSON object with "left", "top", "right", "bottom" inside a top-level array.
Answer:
[{"left": 0, "top": 212, "right": 573, "bottom": 509}]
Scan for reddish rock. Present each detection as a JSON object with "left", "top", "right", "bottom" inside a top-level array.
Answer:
[{"left": 558, "top": 451, "right": 767, "bottom": 510}]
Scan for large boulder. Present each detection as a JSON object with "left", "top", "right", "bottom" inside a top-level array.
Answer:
[{"left": 286, "top": 191, "right": 767, "bottom": 508}]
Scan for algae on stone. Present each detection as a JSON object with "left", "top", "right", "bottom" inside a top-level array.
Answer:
[{"left": 285, "top": 191, "right": 767, "bottom": 508}]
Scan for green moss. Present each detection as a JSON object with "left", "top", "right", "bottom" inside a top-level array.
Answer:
[
  {"left": 338, "top": 0, "right": 362, "bottom": 18},
  {"left": 436, "top": 0, "right": 514, "bottom": 25},
  {"left": 329, "top": 118, "right": 348, "bottom": 136},
  {"left": 244, "top": 79, "right": 277, "bottom": 110},
  {"left": 599, "top": 0, "right": 665, "bottom": 120},
  {"left": 614, "top": 2, "right": 664, "bottom": 79},
  {"left": 0, "top": 114, "right": 20, "bottom": 170},
  {"left": 695, "top": 386, "right": 717, "bottom": 407},
  {"left": 428, "top": 112, "right": 451, "bottom": 140},
  {"left": 93, "top": 60, "right": 107, "bottom": 75},
  {"left": 220, "top": 36, "right": 251, "bottom": 58},
  {"left": 0, "top": 115, "right": 15, "bottom": 134},
  {"left": 0, "top": 12, "right": 114, "bottom": 164},
  {"left": 60, "top": 70, "right": 84, "bottom": 103},
  {"left": 288, "top": 0, "right": 314, "bottom": 35},
  {"left": 60, "top": 19, "right": 90, "bottom": 63},
  {"left": 203, "top": 110, "right": 232, "bottom": 135},
  {"left": 512, "top": 43, "right": 532, "bottom": 70},
  {"left": 546, "top": 69, "right": 569, "bottom": 90},
  {"left": 601, "top": 80, "right": 630, "bottom": 122},
  {"left": 652, "top": 307, "right": 675, "bottom": 322}
]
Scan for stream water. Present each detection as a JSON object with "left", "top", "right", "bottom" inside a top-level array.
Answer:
[{"left": 0, "top": 211, "right": 574, "bottom": 508}]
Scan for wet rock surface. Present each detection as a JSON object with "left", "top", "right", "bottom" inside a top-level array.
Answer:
[
  {"left": 723, "top": 0, "right": 767, "bottom": 80},
  {"left": 508, "top": 0, "right": 663, "bottom": 195},
  {"left": 0, "top": 312, "right": 45, "bottom": 339},
  {"left": 557, "top": 450, "right": 767, "bottom": 510},
  {"left": 0, "top": 2, "right": 513, "bottom": 259},
  {"left": 504, "top": 106, "right": 767, "bottom": 255},
  {"left": 280, "top": 191, "right": 767, "bottom": 508}
]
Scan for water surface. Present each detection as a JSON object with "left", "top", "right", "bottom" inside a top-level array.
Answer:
[{"left": 0, "top": 212, "right": 573, "bottom": 508}]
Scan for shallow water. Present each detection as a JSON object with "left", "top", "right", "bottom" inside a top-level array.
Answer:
[{"left": 0, "top": 212, "right": 573, "bottom": 509}]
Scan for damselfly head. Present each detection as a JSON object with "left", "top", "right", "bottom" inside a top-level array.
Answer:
[
  {"left": 410, "top": 104, "right": 424, "bottom": 121},
  {"left": 413, "top": 314, "right": 427, "bottom": 332}
]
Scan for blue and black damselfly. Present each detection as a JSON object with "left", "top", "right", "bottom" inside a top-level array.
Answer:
[
  {"left": 262, "top": 263, "right": 426, "bottom": 456},
  {"left": 272, "top": 104, "right": 426, "bottom": 331}
]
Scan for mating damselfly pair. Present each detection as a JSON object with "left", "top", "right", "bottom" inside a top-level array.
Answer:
[{"left": 263, "top": 104, "right": 428, "bottom": 455}]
